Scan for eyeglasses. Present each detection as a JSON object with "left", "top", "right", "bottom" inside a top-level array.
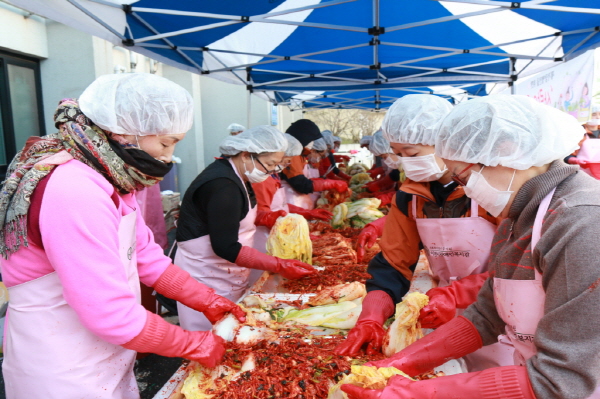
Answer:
[
  {"left": 451, "top": 164, "right": 475, "bottom": 186},
  {"left": 254, "top": 156, "right": 279, "bottom": 175}
]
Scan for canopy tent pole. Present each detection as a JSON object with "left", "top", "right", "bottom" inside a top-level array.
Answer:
[
  {"left": 510, "top": 58, "right": 516, "bottom": 95},
  {"left": 247, "top": 89, "right": 252, "bottom": 128}
]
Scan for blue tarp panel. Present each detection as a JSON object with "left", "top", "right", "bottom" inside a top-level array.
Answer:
[{"left": 12, "top": 0, "right": 600, "bottom": 108}]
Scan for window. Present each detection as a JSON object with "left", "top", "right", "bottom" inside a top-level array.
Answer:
[{"left": 0, "top": 51, "right": 45, "bottom": 176}]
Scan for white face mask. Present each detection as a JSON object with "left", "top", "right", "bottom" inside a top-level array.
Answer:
[
  {"left": 383, "top": 155, "right": 401, "bottom": 170},
  {"left": 243, "top": 156, "right": 270, "bottom": 183},
  {"left": 400, "top": 154, "right": 447, "bottom": 182},
  {"left": 588, "top": 119, "right": 600, "bottom": 127},
  {"left": 463, "top": 166, "right": 516, "bottom": 218},
  {"left": 307, "top": 152, "right": 322, "bottom": 164}
]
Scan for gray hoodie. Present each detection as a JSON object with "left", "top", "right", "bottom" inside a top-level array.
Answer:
[{"left": 464, "top": 161, "right": 600, "bottom": 398}]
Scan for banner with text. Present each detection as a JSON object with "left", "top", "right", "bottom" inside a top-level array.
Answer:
[{"left": 515, "top": 50, "right": 595, "bottom": 123}]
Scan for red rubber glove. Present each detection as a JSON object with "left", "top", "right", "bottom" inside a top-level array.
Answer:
[
  {"left": 311, "top": 178, "right": 349, "bottom": 193},
  {"left": 334, "top": 290, "right": 394, "bottom": 356},
  {"left": 419, "top": 272, "right": 489, "bottom": 329},
  {"left": 375, "top": 191, "right": 395, "bottom": 207},
  {"left": 123, "top": 312, "right": 226, "bottom": 368},
  {"left": 154, "top": 264, "right": 246, "bottom": 324},
  {"left": 254, "top": 210, "right": 287, "bottom": 229},
  {"left": 356, "top": 216, "right": 387, "bottom": 263},
  {"left": 288, "top": 203, "right": 333, "bottom": 221},
  {"left": 568, "top": 157, "right": 585, "bottom": 165},
  {"left": 366, "top": 316, "right": 483, "bottom": 376},
  {"left": 368, "top": 166, "right": 385, "bottom": 179},
  {"left": 334, "top": 154, "right": 351, "bottom": 163},
  {"left": 341, "top": 366, "right": 536, "bottom": 399},
  {"left": 366, "top": 174, "right": 395, "bottom": 193},
  {"left": 235, "top": 246, "right": 317, "bottom": 280},
  {"left": 336, "top": 170, "right": 352, "bottom": 181}
]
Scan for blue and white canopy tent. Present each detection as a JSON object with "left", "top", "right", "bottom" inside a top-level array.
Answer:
[{"left": 10, "top": 0, "right": 600, "bottom": 110}]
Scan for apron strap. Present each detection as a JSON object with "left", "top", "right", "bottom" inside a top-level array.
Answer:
[
  {"left": 531, "top": 187, "right": 556, "bottom": 281},
  {"left": 411, "top": 194, "right": 417, "bottom": 220},
  {"left": 321, "top": 165, "right": 335, "bottom": 178},
  {"left": 531, "top": 188, "right": 556, "bottom": 250},
  {"left": 228, "top": 158, "right": 253, "bottom": 212},
  {"left": 470, "top": 199, "right": 479, "bottom": 218}
]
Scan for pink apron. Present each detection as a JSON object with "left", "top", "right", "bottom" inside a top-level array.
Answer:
[
  {"left": 493, "top": 189, "right": 553, "bottom": 366},
  {"left": 413, "top": 196, "right": 515, "bottom": 371},
  {"left": 3, "top": 199, "right": 141, "bottom": 399},
  {"left": 175, "top": 159, "right": 257, "bottom": 331},
  {"left": 253, "top": 178, "right": 289, "bottom": 254},
  {"left": 282, "top": 164, "right": 319, "bottom": 210},
  {"left": 493, "top": 188, "right": 600, "bottom": 397}
]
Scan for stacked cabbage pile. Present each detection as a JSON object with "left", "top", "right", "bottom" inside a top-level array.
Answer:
[
  {"left": 332, "top": 198, "right": 385, "bottom": 229},
  {"left": 349, "top": 173, "right": 373, "bottom": 194},
  {"left": 347, "top": 163, "right": 368, "bottom": 175}
]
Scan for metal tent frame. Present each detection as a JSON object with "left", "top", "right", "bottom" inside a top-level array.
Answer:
[{"left": 12, "top": 0, "right": 600, "bottom": 109}]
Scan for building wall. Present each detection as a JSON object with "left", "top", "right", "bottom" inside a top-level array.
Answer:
[
  {"left": 0, "top": 2, "right": 47, "bottom": 58},
  {"left": 39, "top": 21, "right": 97, "bottom": 132},
  {"left": 199, "top": 76, "right": 271, "bottom": 163},
  {"left": 162, "top": 64, "right": 205, "bottom": 191}
]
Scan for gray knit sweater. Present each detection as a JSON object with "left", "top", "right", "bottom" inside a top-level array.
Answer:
[{"left": 464, "top": 161, "right": 600, "bottom": 398}]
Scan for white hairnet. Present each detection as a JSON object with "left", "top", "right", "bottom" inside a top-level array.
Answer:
[
  {"left": 284, "top": 133, "right": 303, "bottom": 157},
  {"left": 435, "top": 95, "right": 584, "bottom": 169},
  {"left": 79, "top": 73, "right": 193, "bottom": 136},
  {"left": 219, "top": 125, "right": 288, "bottom": 156},
  {"left": 359, "top": 136, "right": 372, "bottom": 145},
  {"left": 592, "top": 105, "right": 600, "bottom": 114},
  {"left": 333, "top": 136, "right": 342, "bottom": 143},
  {"left": 369, "top": 130, "right": 393, "bottom": 156},
  {"left": 228, "top": 123, "right": 245, "bottom": 133},
  {"left": 321, "top": 130, "right": 335, "bottom": 149},
  {"left": 382, "top": 94, "right": 452, "bottom": 146},
  {"left": 312, "top": 138, "right": 328, "bottom": 152}
]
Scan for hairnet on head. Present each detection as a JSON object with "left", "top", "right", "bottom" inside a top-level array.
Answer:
[
  {"left": 284, "top": 133, "right": 303, "bottom": 157},
  {"left": 228, "top": 123, "right": 245, "bottom": 133},
  {"left": 333, "top": 136, "right": 342, "bottom": 143},
  {"left": 219, "top": 125, "right": 288, "bottom": 156},
  {"left": 312, "top": 138, "right": 328, "bottom": 152},
  {"left": 359, "top": 136, "right": 372, "bottom": 145},
  {"left": 286, "top": 119, "right": 322, "bottom": 147},
  {"left": 79, "top": 73, "right": 193, "bottom": 136},
  {"left": 321, "top": 130, "right": 335, "bottom": 149},
  {"left": 382, "top": 94, "right": 452, "bottom": 145},
  {"left": 591, "top": 105, "right": 600, "bottom": 114},
  {"left": 435, "top": 95, "right": 584, "bottom": 170},
  {"left": 369, "top": 130, "right": 393, "bottom": 156}
]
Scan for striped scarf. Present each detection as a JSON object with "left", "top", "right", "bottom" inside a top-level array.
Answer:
[{"left": 0, "top": 99, "right": 162, "bottom": 258}]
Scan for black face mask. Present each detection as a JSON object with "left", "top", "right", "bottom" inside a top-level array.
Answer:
[{"left": 108, "top": 138, "right": 173, "bottom": 178}]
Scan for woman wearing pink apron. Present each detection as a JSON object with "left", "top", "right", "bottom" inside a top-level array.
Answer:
[
  {"left": 175, "top": 126, "right": 316, "bottom": 331},
  {"left": 252, "top": 133, "right": 332, "bottom": 255},
  {"left": 347, "top": 95, "right": 600, "bottom": 399},
  {"left": 1, "top": 74, "right": 245, "bottom": 399},
  {"left": 281, "top": 120, "right": 349, "bottom": 210},
  {"left": 337, "top": 94, "right": 512, "bottom": 371}
]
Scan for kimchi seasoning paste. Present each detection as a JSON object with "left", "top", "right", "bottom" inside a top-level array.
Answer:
[{"left": 203, "top": 332, "right": 386, "bottom": 399}]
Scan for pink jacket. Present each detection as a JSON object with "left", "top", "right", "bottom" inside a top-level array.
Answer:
[{"left": 1, "top": 160, "right": 171, "bottom": 345}]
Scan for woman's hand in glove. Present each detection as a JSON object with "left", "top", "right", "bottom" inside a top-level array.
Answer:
[
  {"left": 289, "top": 204, "right": 333, "bottom": 221},
  {"left": 276, "top": 258, "right": 317, "bottom": 279},
  {"left": 311, "top": 178, "right": 349, "bottom": 193},
  {"left": 153, "top": 264, "right": 246, "bottom": 325},
  {"left": 235, "top": 246, "right": 317, "bottom": 280}
]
